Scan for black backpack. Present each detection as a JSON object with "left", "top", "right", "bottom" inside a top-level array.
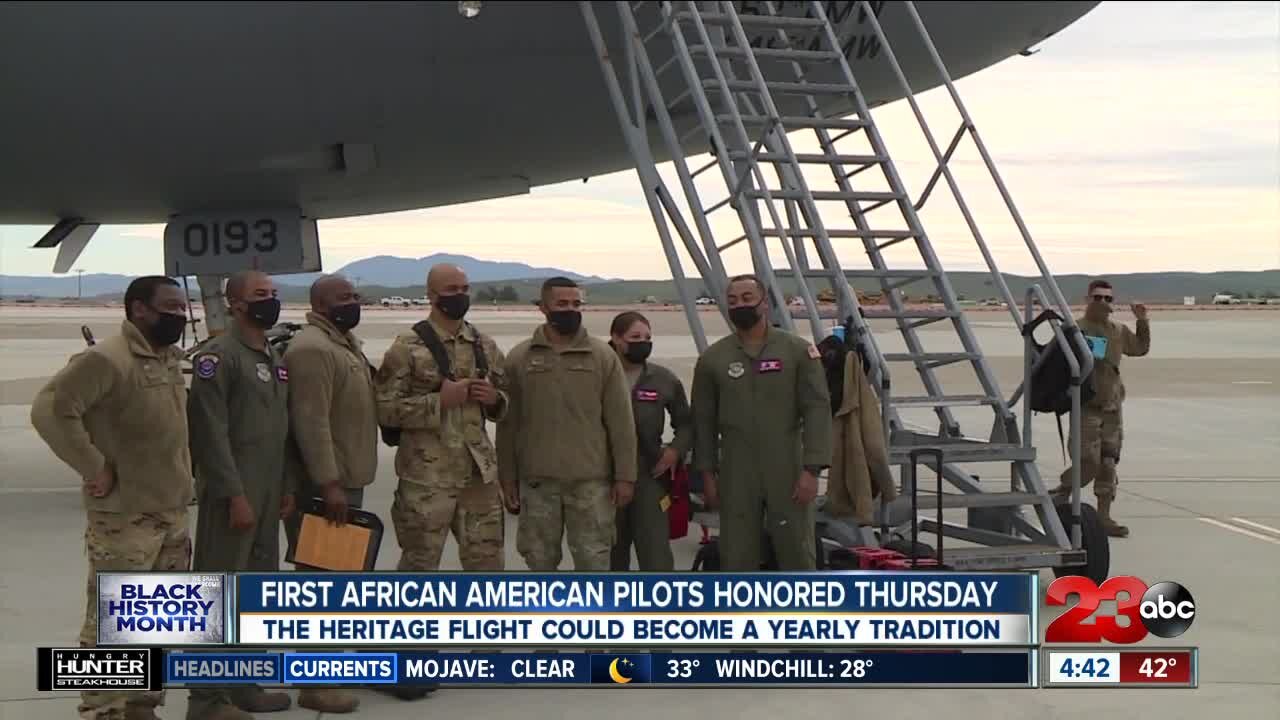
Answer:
[
  {"left": 1023, "top": 310, "right": 1096, "bottom": 457},
  {"left": 816, "top": 315, "right": 872, "bottom": 416},
  {"left": 378, "top": 321, "right": 488, "bottom": 447}
]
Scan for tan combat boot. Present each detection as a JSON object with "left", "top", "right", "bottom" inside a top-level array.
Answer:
[
  {"left": 1097, "top": 496, "right": 1130, "bottom": 538},
  {"left": 297, "top": 689, "right": 359, "bottom": 714},
  {"left": 231, "top": 687, "right": 292, "bottom": 713},
  {"left": 123, "top": 706, "right": 160, "bottom": 720},
  {"left": 199, "top": 705, "right": 254, "bottom": 720}
]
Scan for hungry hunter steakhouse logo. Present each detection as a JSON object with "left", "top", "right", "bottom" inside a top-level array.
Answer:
[{"left": 50, "top": 649, "right": 151, "bottom": 690}]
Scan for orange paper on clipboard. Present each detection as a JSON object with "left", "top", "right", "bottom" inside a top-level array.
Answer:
[{"left": 293, "top": 514, "right": 375, "bottom": 571}]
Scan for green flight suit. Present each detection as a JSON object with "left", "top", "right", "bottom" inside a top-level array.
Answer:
[
  {"left": 185, "top": 326, "right": 292, "bottom": 718},
  {"left": 691, "top": 327, "right": 833, "bottom": 571},
  {"left": 611, "top": 361, "right": 693, "bottom": 572}
]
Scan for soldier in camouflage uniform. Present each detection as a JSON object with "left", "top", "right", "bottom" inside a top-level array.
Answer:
[
  {"left": 497, "top": 277, "right": 637, "bottom": 571},
  {"left": 30, "top": 277, "right": 193, "bottom": 720},
  {"left": 185, "top": 271, "right": 293, "bottom": 720},
  {"left": 375, "top": 264, "right": 510, "bottom": 571},
  {"left": 1051, "top": 279, "right": 1151, "bottom": 538}
]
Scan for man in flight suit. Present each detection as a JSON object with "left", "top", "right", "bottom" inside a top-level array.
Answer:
[
  {"left": 375, "top": 263, "right": 510, "bottom": 571},
  {"left": 497, "top": 277, "right": 637, "bottom": 571},
  {"left": 1051, "top": 279, "right": 1150, "bottom": 538},
  {"left": 691, "top": 275, "right": 833, "bottom": 571},
  {"left": 185, "top": 271, "right": 293, "bottom": 720},
  {"left": 30, "top": 276, "right": 193, "bottom": 720}
]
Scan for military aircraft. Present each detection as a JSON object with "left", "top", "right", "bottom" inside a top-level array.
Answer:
[{"left": 1, "top": 1, "right": 1099, "bottom": 250}]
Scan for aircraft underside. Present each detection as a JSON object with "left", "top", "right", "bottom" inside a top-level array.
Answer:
[{"left": 0, "top": 1, "right": 1098, "bottom": 225}]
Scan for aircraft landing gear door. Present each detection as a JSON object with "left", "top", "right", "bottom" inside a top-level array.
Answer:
[{"left": 163, "top": 209, "right": 322, "bottom": 335}]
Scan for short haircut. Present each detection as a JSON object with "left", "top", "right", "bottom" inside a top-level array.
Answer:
[
  {"left": 610, "top": 311, "right": 650, "bottom": 337},
  {"left": 124, "top": 276, "right": 180, "bottom": 320},
  {"left": 728, "top": 274, "right": 766, "bottom": 295},
  {"left": 309, "top": 274, "right": 349, "bottom": 308},
  {"left": 225, "top": 270, "right": 262, "bottom": 303},
  {"left": 541, "top": 276, "right": 579, "bottom": 301},
  {"left": 1087, "top": 279, "right": 1113, "bottom": 294}
]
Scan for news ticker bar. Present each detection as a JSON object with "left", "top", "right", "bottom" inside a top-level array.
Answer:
[
  {"left": 39, "top": 649, "right": 1031, "bottom": 688},
  {"left": 38, "top": 648, "right": 1199, "bottom": 689},
  {"left": 1042, "top": 648, "right": 1198, "bottom": 688}
]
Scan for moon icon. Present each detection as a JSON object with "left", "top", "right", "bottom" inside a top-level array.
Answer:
[{"left": 608, "top": 658, "right": 632, "bottom": 684}]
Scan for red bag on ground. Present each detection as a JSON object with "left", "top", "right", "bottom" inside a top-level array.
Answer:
[{"left": 667, "top": 464, "right": 690, "bottom": 539}]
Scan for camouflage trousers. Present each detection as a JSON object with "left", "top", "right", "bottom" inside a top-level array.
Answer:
[
  {"left": 1057, "top": 407, "right": 1124, "bottom": 500},
  {"left": 517, "top": 476, "right": 614, "bottom": 571},
  {"left": 391, "top": 471, "right": 505, "bottom": 571},
  {"left": 80, "top": 509, "right": 191, "bottom": 720}
]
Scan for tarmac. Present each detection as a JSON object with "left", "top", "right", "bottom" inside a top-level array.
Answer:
[{"left": 1, "top": 305, "right": 1277, "bottom": 719}]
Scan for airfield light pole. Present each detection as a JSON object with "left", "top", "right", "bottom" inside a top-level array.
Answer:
[{"left": 76, "top": 269, "right": 84, "bottom": 299}]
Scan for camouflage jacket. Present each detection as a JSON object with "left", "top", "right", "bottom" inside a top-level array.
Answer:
[
  {"left": 375, "top": 316, "right": 509, "bottom": 488},
  {"left": 1077, "top": 315, "right": 1151, "bottom": 412}
]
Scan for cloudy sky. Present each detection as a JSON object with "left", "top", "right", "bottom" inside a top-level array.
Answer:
[{"left": 1, "top": 1, "right": 1276, "bottom": 280}]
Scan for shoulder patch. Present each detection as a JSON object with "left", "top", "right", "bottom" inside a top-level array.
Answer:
[
  {"left": 194, "top": 354, "right": 220, "bottom": 379},
  {"left": 807, "top": 344, "right": 821, "bottom": 360}
]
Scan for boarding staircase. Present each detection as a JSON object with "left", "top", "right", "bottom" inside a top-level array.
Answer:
[{"left": 581, "top": 1, "right": 1097, "bottom": 572}]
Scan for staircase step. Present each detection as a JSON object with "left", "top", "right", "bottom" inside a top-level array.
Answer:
[
  {"left": 743, "top": 189, "right": 901, "bottom": 202},
  {"left": 862, "top": 309, "right": 956, "bottom": 320},
  {"left": 883, "top": 352, "right": 977, "bottom": 365},
  {"left": 906, "top": 492, "right": 1047, "bottom": 510},
  {"left": 891, "top": 394, "right": 996, "bottom": 409},
  {"left": 710, "top": 79, "right": 857, "bottom": 95},
  {"left": 935, "top": 544, "right": 1085, "bottom": 572},
  {"left": 690, "top": 45, "right": 842, "bottom": 62},
  {"left": 888, "top": 435, "right": 1037, "bottom": 464},
  {"left": 722, "top": 114, "right": 867, "bottom": 130},
  {"left": 729, "top": 151, "right": 885, "bottom": 165},
  {"left": 773, "top": 267, "right": 928, "bottom": 280},
  {"left": 684, "top": 12, "right": 828, "bottom": 29},
  {"left": 760, "top": 229, "right": 914, "bottom": 239}
]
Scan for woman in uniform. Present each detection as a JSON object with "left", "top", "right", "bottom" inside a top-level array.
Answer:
[{"left": 608, "top": 311, "right": 693, "bottom": 571}]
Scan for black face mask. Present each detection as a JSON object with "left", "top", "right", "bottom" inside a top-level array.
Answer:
[
  {"left": 728, "top": 303, "right": 762, "bottom": 331},
  {"left": 328, "top": 302, "right": 361, "bottom": 332},
  {"left": 435, "top": 293, "right": 470, "bottom": 321},
  {"left": 547, "top": 310, "right": 582, "bottom": 336},
  {"left": 623, "top": 341, "right": 652, "bottom": 364},
  {"left": 245, "top": 298, "right": 281, "bottom": 329},
  {"left": 147, "top": 311, "right": 187, "bottom": 347}
]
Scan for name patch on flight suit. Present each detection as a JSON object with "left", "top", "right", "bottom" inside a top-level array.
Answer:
[
  {"left": 255, "top": 363, "right": 271, "bottom": 383},
  {"left": 757, "top": 359, "right": 784, "bottom": 373},
  {"left": 276, "top": 367, "right": 289, "bottom": 382},
  {"left": 194, "top": 355, "right": 219, "bottom": 380},
  {"left": 634, "top": 388, "right": 659, "bottom": 402}
]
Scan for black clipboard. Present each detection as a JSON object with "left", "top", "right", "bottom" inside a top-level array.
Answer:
[{"left": 284, "top": 497, "right": 384, "bottom": 571}]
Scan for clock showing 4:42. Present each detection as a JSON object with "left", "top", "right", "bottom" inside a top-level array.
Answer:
[{"left": 1047, "top": 651, "right": 1120, "bottom": 684}]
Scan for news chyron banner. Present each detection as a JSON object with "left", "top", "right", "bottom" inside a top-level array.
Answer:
[
  {"left": 233, "top": 573, "right": 1037, "bottom": 646},
  {"left": 65, "top": 571, "right": 1040, "bottom": 688}
]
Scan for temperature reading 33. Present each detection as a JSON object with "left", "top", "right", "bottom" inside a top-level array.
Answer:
[{"left": 666, "top": 658, "right": 700, "bottom": 679}]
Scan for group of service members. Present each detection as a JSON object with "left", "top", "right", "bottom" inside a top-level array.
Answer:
[
  {"left": 30, "top": 262, "right": 1149, "bottom": 720},
  {"left": 30, "top": 266, "right": 834, "bottom": 720}
]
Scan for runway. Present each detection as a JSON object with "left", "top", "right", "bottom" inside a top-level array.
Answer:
[{"left": 1, "top": 305, "right": 1277, "bottom": 719}]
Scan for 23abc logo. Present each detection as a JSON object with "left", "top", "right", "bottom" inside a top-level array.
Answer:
[{"left": 1045, "top": 576, "right": 1196, "bottom": 643}]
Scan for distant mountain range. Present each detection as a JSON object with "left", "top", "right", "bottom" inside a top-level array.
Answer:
[
  {"left": 2, "top": 255, "right": 1277, "bottom": 306},
  {"left": 0, "top": 253, "right": 609, "bottom": 298}
]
